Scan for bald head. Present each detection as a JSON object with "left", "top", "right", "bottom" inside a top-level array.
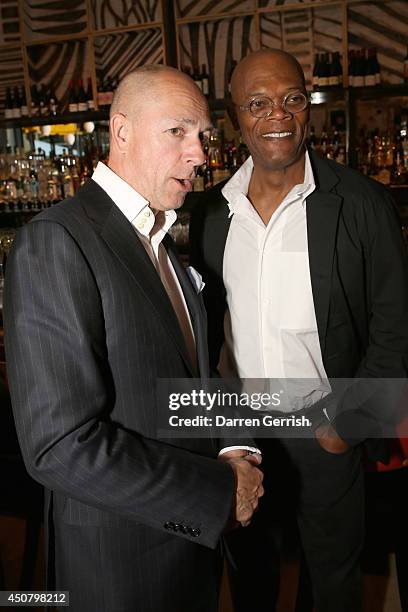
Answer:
[
  {"left": 110, "top": 65, "right": 204, "bottom": 120},
  {"left": 230, "top": 49, "right": 305, "bottom": 103}
]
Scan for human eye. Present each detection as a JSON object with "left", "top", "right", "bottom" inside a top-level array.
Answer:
[
  {"left": 167, "top": 127, "right": 184, "bottom": 137},
  {"left": 251, "top": 97, "right": 270, "bottom": 110},
  {"left": 286, "top": 93, "right": 306, "bottom": 107}
]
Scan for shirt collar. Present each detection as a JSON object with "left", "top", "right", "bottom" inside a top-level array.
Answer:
[
  {"left": 91, "top": 162, "right": 177, "bottom": 238},
  {"left": 222, "top": 149, "right": 316, "bottom": 217}
]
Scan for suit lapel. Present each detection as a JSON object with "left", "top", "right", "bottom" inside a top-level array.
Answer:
[
  {"left": 76, "top": 180, "right": 195, "bottom": 375},
  {"left": 164, "top": 235, "right": 209, "bottom": 378},
  {"left": 306, "top": 152, "right": 343, "bottom": 355}
]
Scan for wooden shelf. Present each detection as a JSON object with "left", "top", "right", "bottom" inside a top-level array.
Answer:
[{"left": 0, "top": 109, "right": 109, "bottom": 129}]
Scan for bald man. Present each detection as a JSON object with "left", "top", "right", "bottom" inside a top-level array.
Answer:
[
  {"left": 190, "top": 50, "right": 408, "bottom": 611},
  {"left": 3, "top": 66, "right": 264, "bottom": 612}
]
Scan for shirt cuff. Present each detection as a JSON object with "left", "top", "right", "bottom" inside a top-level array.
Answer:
[{"left": 218, "top": 446, "right": 262, "bottom": 457}]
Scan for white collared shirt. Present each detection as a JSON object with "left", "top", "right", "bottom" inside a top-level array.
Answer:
[
  {"left": 92, "top": 162, "right": 196, "bottom": 370},
  {"left": 220, "top": 151, "right": 331, "bottom": 411}
]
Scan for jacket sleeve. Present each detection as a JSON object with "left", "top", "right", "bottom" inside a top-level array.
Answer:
[{"left": 4, "top": 220, "right": 234, "bottom": 549}]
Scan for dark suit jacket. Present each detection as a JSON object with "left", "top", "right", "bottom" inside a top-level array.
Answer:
[
  {"left": 4, "top": 180, "right": 235, "bottom": 612},
  {"left": 190, "top": 151, "right": 408, "bottom": 458}
]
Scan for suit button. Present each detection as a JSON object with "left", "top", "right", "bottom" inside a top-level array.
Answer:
[
  {"left": 180, "top": 525, "right": 189, "bottom": 534},
  {"left": 189, "top": 527, "right": 201, "bottom": 537},
  {"left": 174, "top": 524, "right": 182, "bottom": 532},
  {"left": 164, "top": 521, "right": 175, "bottom": 530}
]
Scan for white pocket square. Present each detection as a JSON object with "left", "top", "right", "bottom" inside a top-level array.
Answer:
[{"left": 186, "top": 266, "right": 205, "bottom": 294}]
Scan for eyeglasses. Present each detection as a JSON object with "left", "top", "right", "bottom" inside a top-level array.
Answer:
[{"left": 236, "top": 91, "right": 310, "bottom": 118}]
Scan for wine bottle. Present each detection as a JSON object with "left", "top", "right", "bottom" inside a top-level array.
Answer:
[
  {"left": 312, "top": 54, "right": 320, "bottom": 89},
  {"left": 201, "top": 64, "right": 209, "bottom": 97},
  {"left": 318, "top": 53, "right": 329, "bottom": 87},
  {"left": 12, "top": 86, "right": 21, "bottom": 119},
  {"left": 86, "top": 77, "right": 94, "bottom": 111},
  {"left": 77, "top": 79, "right": 88, "bottom": 112},
  {"left": 49, "top": 87, "right": 58, "bottom": 116},
  {"left": 19, "top": 85, "right": 28, "bottom": 117},
  {"left": 68, "top": 80, "right": 79, "bottom": 113}
]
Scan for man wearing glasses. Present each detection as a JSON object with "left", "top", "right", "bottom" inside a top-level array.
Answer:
[{"left": 190, "top": 50, "right": 408, "bottom": 611}]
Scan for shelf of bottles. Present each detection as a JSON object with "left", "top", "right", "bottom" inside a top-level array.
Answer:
[{"left": 1, "top": 77, "right": 116, "bottom": 127}]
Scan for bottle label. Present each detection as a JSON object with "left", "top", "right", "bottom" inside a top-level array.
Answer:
[
  {"left": 69, "top": 102, "right": 79, "bottom": 113},
  {"left": 21, "top": 105, "right": 28, "bottom": 116},
  {"left": 328, "top": 76, "right": 339, "bottom": 86},
  {"left": 375, "top": 72, "right": 381, "bottom": 85},
  {"left": 353, "top": 75, "right": 364, "bottom": 87},
  {"left": 202, "top": 78, "right": 209, "bottom": 96},
  {"left": 77, "top": 102, "right": 88, "bottom": 112},
  {"left": 87, "top": 100, "right": 95, "bottom": 110},
  {"left": 318, "top": 76, "right": 328, "bottom": 86},
  {"left": 12, "top": 107, "right": 21, "bottom": 118},
  {"left": 4, "top": 108, "right": 13, "bottom": 119},
  {"left": 364, "top": 75, "right": 376, "bottom": 86}
]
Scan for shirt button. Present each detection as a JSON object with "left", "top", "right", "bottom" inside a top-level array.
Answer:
[
  {"left": 144, "top": 211, "right": 150, "bottom": 217},
  {"left": 137, "top": 221, "right": 145, "bottom": 229}
]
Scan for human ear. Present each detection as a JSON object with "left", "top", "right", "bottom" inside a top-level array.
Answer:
[{"left": 110, "top": 112, "right": 129, "bottom": 153}]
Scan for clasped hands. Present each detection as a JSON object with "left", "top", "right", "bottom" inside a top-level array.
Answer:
[{"left": 219, "top": 449, "right": 264, "bottom": 529}]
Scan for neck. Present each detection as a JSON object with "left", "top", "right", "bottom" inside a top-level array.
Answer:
[{"left": 247, "top": 151, "right": 306, "bottom": 225}]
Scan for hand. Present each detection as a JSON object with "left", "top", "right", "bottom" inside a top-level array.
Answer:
[
  {"left": 220, "top": 452, "right": 264, "bottom": 527},
  {"left": 314, "top": 423, "right": 349, "bottom": 454}
]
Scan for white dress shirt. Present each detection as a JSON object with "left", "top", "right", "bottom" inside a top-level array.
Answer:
[
  {"left": 92, "top": 162, "right": 196, "bottom": 369},
  {"left": 91, "top": 162, "right": 259, "bottom": 454},
  {"left": 220, "top": 151, "right": 331, "bottom": 412}
]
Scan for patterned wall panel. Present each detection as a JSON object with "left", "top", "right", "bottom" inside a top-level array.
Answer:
[
  {"left": 94, "top": 30, "right": 164, "bottom": 85},
  {"left": 260, "top": 5, "right": 343, "bottom": 87},
  {"left": 27, "top": 40, "right": 89, "bottom": 112},
  {"left": 23, "top": 0, "right": 87, "bottom": 42},
  {"left": 260, "top": 13, "right": 282, "bottom": 51},
  {"left": 258, "top": 0, "right": 327, "bottom": 8},
  {"left": 0, "top": 45, "right": 24, "bottom": 113},
  {"left": 348, "top": 0, "right": 408, "bottom": 83},
  {"left": 0, "top": 0, "right": 20, "bottom": 44},
  {"left": 178, "top": 16, "right": 257, "bottom": 99},
  {"left": 175, "top": 0, "right": 255, "bottom": 19},
  {"left": 91, "top": 0, "right": 162, "bottom": 31}
]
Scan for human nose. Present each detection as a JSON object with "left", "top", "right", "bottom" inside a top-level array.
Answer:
[
  {"left": 185, "top": 136, "right": 206, "bottom": 166},
  {"left": 264, "top": 101, "right": 291, "bottom": 120}
]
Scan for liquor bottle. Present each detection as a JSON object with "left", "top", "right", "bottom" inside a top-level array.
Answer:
[
  {"left": 19, "top": 85, "right": 28, "bottom": 117},
  {"left": 77, "top": 79, "right": 88, "bottom": 112},
  {"left": 68, "top": 80, "right": 78, "bottom": 113},
  {"left": 348, "top": 50, "right": 355, "bottom": 87},
  {"left": 4, "top": 87, "right": 13, "bottom": 119},
  {"left": 312, "top": 54, "right": 320, "bottom": 89},
  {"left": 86, "top": 77, "right": 94, "bottom": 111},
  {"left": 193, "top": 164, "right": 205, "bottom": 192},
  {"left": 203, "top": 162, "right": 213, "bottom": 190},
  {"left": 404, "top": 46, "right": 408, "bottom": 83},
  {"left": 201, "top": 64, "right": 209, "bottom": 97}
]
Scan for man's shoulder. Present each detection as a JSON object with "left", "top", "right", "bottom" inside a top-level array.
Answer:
[
  {"left": 315, "top": 154, "right": 390, "bottom": 202},
  {"left": 191, "top": 181, "right": 230, "bottom": 220}
]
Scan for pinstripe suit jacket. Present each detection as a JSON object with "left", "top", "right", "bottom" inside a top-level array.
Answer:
[{"left": 4, "top": 179, "right": 235, "bottom": 612}]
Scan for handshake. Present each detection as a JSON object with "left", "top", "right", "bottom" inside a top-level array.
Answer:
[{"left": 219, "top": 449, "right": 264, "bottom": 528}]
